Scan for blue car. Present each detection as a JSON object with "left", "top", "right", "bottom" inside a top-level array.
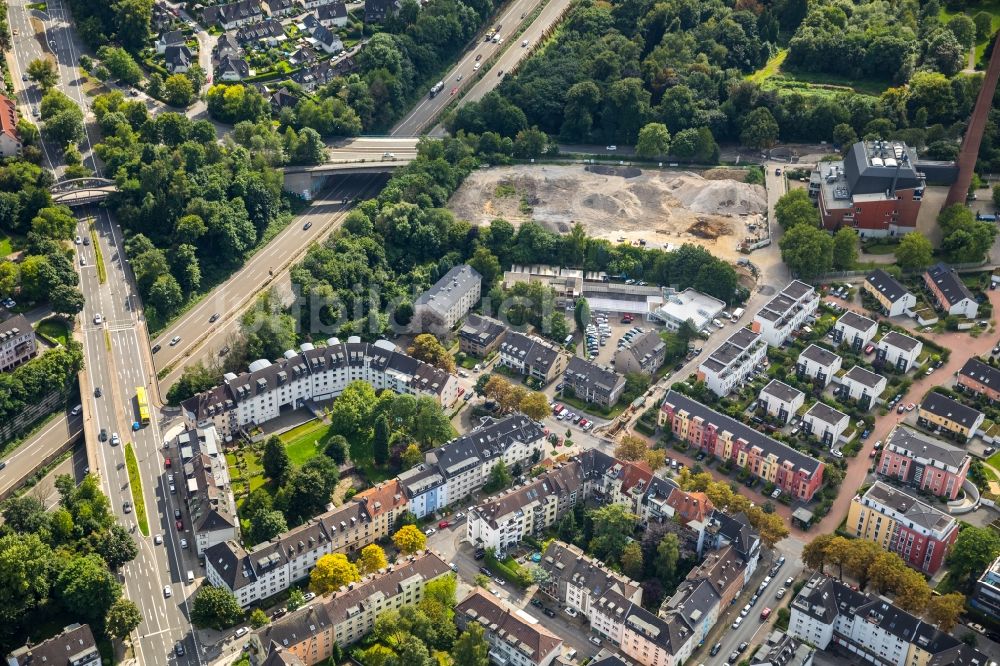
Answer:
[
  {"left": 132, "top": 421, "right": 141, "bottom": 431},
  {"left": 860, "top": 430, "right": 870, "bottom": 440}
]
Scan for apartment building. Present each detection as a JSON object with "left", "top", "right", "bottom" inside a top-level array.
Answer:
[
  {"left": 205, "top": 501, "right": 374, "bottom": 608},
  {"left": 0, "top": 95, "right": 21, "bottom": 158},
  {"left": 758, "top": 380, "right": 804, "bottom": 424},
  {"left": 351, "top": 479, "right": 408, "bottom": 542},
  {"left": 456, "top": 590, "right": 564, "bottom": 666},
  {"left": 789, "top": 574, "right": 988, "bottom": 666},
  {"left": 838, "top": 366, "right": 886, "bottom": 409},
  {"left": 833, "top": 311, "right": 877, "bottom": 352},
  {"left": 751, "top": 281, "right": 819, "bottom": 346},
  {"left": 174, "top": 426, "right": 238, "bottom": 555},
  {"left": 862, "top": 269, "right": 915, "bottom": 317},
  {"left": 396, "top": 462, "right": 447, "bottom": 519},
  {"left": 876, "top": 425, "right": 970, "bottom": 500},
  {"left": 182, "top": 338, "right": 459, "bottom": 440},
  {"left": 589, "top": 456, "right": 655, "bottom": 517},
  {"left": 5, "top": 623, "right": 100, "bottom": 666},
  {"left": 659, "top": 391, "right": 825, "bottom": 500},
  {"left": 498, "top": 331, "right": 568, "bottom": 386},
  {"left": 957, "top": 356, "right": 1000, "bottom": 402},
  {"left": 0, "top": 314, "right": 36, "bottom": 372},
  {"left": 875, "top": 331, "right": 922, "bottom": 372},
  {"left": 971, "top": 553, "right": 1000, "bottom": 620},
  {"left": 802, "top": 402, "right": 850, "bottom": 447},
  {"left": 564, "top": 357, "right": 626, "bottom": 407},
  {"left": 412, "top": 264, "right": 482, "bottom": 333},
  {"left": 795, "top": 345, "right": 842, "bottom": 386},
  {"left": 924, "top": 263, "right": 979, "bottom": 319},
  {"left": 847, "top": 481, "right": 958, "bottom": 575},
  {"left": 613, "top": 330, "right": 666, "bottom": 376},
  {"left": 458, "top": 313, "right": 507, "bottom": 358},
  {"left": 250, "top": 552, "right": 451, "bottom": 664},
  {"left": 917, "top": 391, "right": 984, "bottom": 442},
  {"left": 696, "top": 327, "right": 767, "bottom": 396},
  {"left": 749, "top": 630, "right": 815, "bottom": 666}
]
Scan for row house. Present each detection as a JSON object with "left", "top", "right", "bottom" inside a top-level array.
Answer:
[
  {"left": 205, "top": 500, "right": 374, "bottom": 607},
  {"left": 837, "top": 365, "right": 886, "bottom": 409},
  {"left": 498, "top": 331, "right": 568, "bottom": 386},
  {"left": 351, "top": 479, "right": 408, "bottom": 542},
  {"left": 795, "top": 344, "right": 841, "bottom": 387},
  {"left": 182, "top": 337, "right": 459, "bottom": 440},
  {"left": 862, "top": 269, "right": 916, "bottom": 317},
  {"left": 458, "top": 313, "right": 507, "bottom": 358},
  {"left": 564, "top": 356, "right": 626, "bottom": 408},
  {"left": 250, "top": 552, "right": 451, "bottom": 663},
  {"left": 876, "top": 425, "right": 970, "bottom": 500},
  {"left": 832, "top": 311, "right": 877, "bottom": 352},
  {"left": 235, "top": 18, "right": 286, "bottom": 47},
  {"left": 696, "top": 327, "right": 767, "bottom": 396},
  {"left": 802, "top": 402, "right": 850, "bottom": 447},
  {"left": 917, "top": 391, "right": 984, "bottom": 442},
  {"left": 456, "top": 590, "right": 564, "bottom": 666},
  {"left": 291, "top": 56, "right": 358, "bottom": 91},
  {"left": 846, "top": 481, "right": 958, "bottom": 575},
  {"left": 789, "top": 574, "right": 988, "bottom": 666},
  {"left": 173, "top": 426, "right": 239, "bottom": 555},
  {"left": 658, "top": 391, "right": 825, "bottom": 501},
  {"left": 6, "top": 623, "right": 100, "bottom": 666},
  {"left": 751, "top": 280, "right": 819, "bottom": 346},
  {"left": 202, "top": 0, "right": 263, "bottom": 29},
  {"left": 875, "top": 331, "right": 922, "bottom": 372},
  {"left": 924, "top": 263, "right": 979, "bottom": 319},
  {"left": 957, "top": 356, "right": 1000, "bottom": 402},
  {"left": 758, "top": 380, "right": 804, "bottom": 424},
  {"left": 263, "top": 0, "right": 298, "bottom": 17}
]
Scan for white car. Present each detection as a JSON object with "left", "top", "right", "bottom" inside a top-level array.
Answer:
[
  {"left": 154, "top": 534, "right": 163, "bottom": 545},
  {"left": 74, "top": 235, "right": 82, "bottom": 244},
  {"left": 93, "top": 313, "right": 103, "bottom": 325},
  {"left": 732, "top": 616, "right": 742, "bottom": 629},
  {"left": 474, "top": 62, "right": 481, "bottom": 70},
  {"left": 303, "top": 592, "right": 316, "bottom": 601},
  {"left": 234, "top": 627, "right": 249, "bottom": 638},
  {"left": 163, "top": 585, "right": 172, "bottom": 598},
  {"left": 170, "top": 335, "right": 181, "bottom": 345},
  {"left": 111, "top": 432, "right": 120, "bottom": 446},
  {"left": 180, "top": 538, "right": 189, "bottom": 549},
  {"left": 424, "top": 527, "right": 436, "bottom": 536}
]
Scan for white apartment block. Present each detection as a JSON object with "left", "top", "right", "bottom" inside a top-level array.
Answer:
[
  {"left": 875, "top": 331, "right": 922, "bottom": 372},
  {"left": 412, "top": 264, "right": 481, "bottom": 333},
  {"left": 182, "top": 337, "right": 459, "bottom": 440},
  {"left": 802, "top": 402, "right": 850, "bottom": 448},
  {"left": 751, "top": 281, "right": 819, "bottom": 346},
  {"left": 837, "top": 366, "right": 886, "bottom": 408},
  {"left": 758, "top": 380, "right": 805, "bottom": 424},
  {"left": 697, "top": 327, "right": 767, "bottom": 396},
  {"left": 0, "top": 314, "right": 37, "bottom": 372},
  {"left": 795, "top": 345, "right": 842, "bottom": 386},
  {"left": 833, "top": 311, "right": 878, "bottom": 352}
]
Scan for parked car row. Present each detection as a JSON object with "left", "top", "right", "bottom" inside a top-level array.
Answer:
[{"left": 551, "top": 403, "right": 594, "bottom": 431}]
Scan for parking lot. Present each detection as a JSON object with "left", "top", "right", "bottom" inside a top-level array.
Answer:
[{"left": 581, "top": 311, "right": 645, "bottom": 366}]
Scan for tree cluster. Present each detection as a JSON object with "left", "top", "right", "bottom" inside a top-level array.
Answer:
[
  {"left": 0, "top": 342, "right": 84, "bottom": 429},
  {"left": 64, "top": 0, "right": 152, "bottom": 53},
  {"left": 938, "top": 204, "right": 997, "bottom": 264}
]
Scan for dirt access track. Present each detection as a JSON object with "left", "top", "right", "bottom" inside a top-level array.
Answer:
[{"left": 448, "top": 164, "right": 767, "bottom": 263}]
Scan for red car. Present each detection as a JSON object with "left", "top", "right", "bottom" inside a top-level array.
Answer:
[
  {"left": 450, "top": 87, "right": 458, "bottom": 96},
  {"left": 164, "top": 457, "right": 172, "bottom": 468},
  {"left": 438, "top": 520, "right": 450, "bottom": 529},
  {"left": 864, "top": 343, "right": 875, "bottom": 354},
  {"left": 175, "top": 519, "right": 184, "bottom": 531}
]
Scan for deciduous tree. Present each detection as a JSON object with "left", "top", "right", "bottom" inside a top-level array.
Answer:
[
  {"left": 27, "top": 58, "right": 57, "bottom": 89},
  {"left": 519, "top": 391, "right": 551, "bottom": 420},
  {"left": 262, "top": 435, "right": 291, "bottom": 483},
  {"left": 895, "top": 233, "right": 934, "bottom": 270},
  {"left": 310, "top": 553, "right": 360, "bottom": 594},
  {"left": 780, "top": 223, "right": 833, "bottom": 279},
  {"left": 636, "top": 122, "right": 671, "bottom": 158},
  {"left": 393, "top": 525, "right": 427, "bottom": 555},
  {"left": 105, "top": 597, "right": 142, "bottom": 639},
  {"left": 358, "top": 544, "right": 389, "bottom": 575},
  {"left": 408, "top": 334, "right": 456, "bottom": 373},
  {"left": 615, "top": 435, "right": 647, "bottom": 461},
  {"left": 926, "top": 592, "right": 965, "bottom": 631},
  {"left": 947, "top": 526, "right": 1000, "bottom": 588},
  {"left": 249, "top": 608, "right": 269, "bottom": 628},
  {"left": 191, "top": 585, "right": 243, "bottom": 629},
  {"left": 451, "top": 623, "right": 489, "bottom": 666}
]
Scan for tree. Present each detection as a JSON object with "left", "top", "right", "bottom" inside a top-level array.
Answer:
[
  {"left": 50, "top": 284, "right": 85, "bottom": 317},
  {"left": 993, "top": 183, "right": 1000, "bottom": 208},
  {"left": 619, "top": 541, "right": 643, "bottom": 579},
  {"left": 636, "top": 122, "right": 671, "bottom": 158},
  {"left": 589, "top": 503, "right": 637, "bottom": 562},
  {"left": 249, "top": 608, "right": 270, "bottom": 628},
  {"left": 0, "top": 532, "right": 55, "bottom": 623},
  {"left": 411, "top": 396, "right": 453, "bottom": 446},
  {"left": 2, "top": 496, "right": 47, "bottom": 533},
  {"left": 484, "top": 460, "right": 512, "bottom": 492},
  {"left": 276, "top": 457, "right": 339, "bottom": 525},
  {"left": 31, "top": 205, "right": 76, "bottom": 239},
  {"left": 393, "top": 525, "right": 427, "bottom": 555},
  {"left": 105, "top": 597, "right": 142, "bottom": 639},
  {"left": 774, "top": 190, "right": 818, "bottom": 230},
  {"left": 947, "top": 526, "right": 1000, "bottom": 588},
  {"left": 98, "top": 46, "right": 142, "bottom": 86},
  {"left": 191, "top": 585, "right": 244, "bottom": 630},
  {"left": 164, "top": 74, "right": 195, "bottom": 107},
  {"left": 408, "top": 334, "right": 456, "bottom": 373},
  {"left": 780, "top": 223, "right": 833, "bottom": 279},
  {"left": 373, "top": 414, "right": 390, "bottom": 467},
  {"left": 655, "top": 532, "right": 680, "bottom": 583},
  {"left": 452, "top": 623, "right": 489, "bottom": 666},
  {"left": 358, "top": 544, "right": 389, "bottom": 575},
  {"left": 894, "top": 567, "right": 931, "bottom": 613},
  {"left": 926, "top": 592, "right": 965, "bottom": 631},
  {"left": 95, "top": 524, "right": 139, "bottom": 569},
  {"left": 615, "top": 435, "right": 647, "bottom": 461},
  {"left": 741, "top": 107, "right": 780, "bottom": 150},
  {"left": 55, "top": 553, "right": 121, "bottom": 622},
  {"left": 895, "top": 233, "right": 934, "bottom": 270},
  {"left": 868, "top": 551, "right": 909, "bottom": 594},
  {"left": 262, "top": 435, "right": 291, "bottom": 483},
  {"left": 330, "top": 380, "right": 377, "bottom": 445},
  {"left": 287, "top": 587, "right": 306, "bottom": 612},
  {"left": 832, "top": 227, "right": 858, "bottom": 270},
  {"left": 802, "top": 533, "right": 835, "bottom": 573},
  {"left": 484, "top": 375, "right": 524, "bottom": 413},
  {"left": 832, "top": 123, "right": 858, "bottom": 149},
  {"left": 402, "top": 443, "right": 423, "bottom": 469},
  {"left": 519, "top": 391, "right": 551, "bottom": 420},
  {"left": 27, "top": 58, "right": 57, "bottom": 89},
  {"left": 947, "top": 14, "right": 977, "bottom": 48},
  {"left": 468, "top": 246, "right": 501, "bottom": 287},
  {"left": 747, "top": 506, "right": 789, "bottom": 549},
  {"left": 974, "top": 12, "right": 993, "bottom": 40},
  {"left": 310, "top": 553, "right": 360, "bottom": 594},
  {"left": 397, "top": 633, "right": 434, "bottom": 666},
  {"left": 246, "top": 509, "right": 288, "bottom": 545},
  {"left": 574, "top": 297, "right": 590, "bottom": 331}
]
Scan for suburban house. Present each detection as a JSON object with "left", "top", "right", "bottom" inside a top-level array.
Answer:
[
  {"left": 862, "top": 269, "right": 915, "bottom": 317},
  {"left": 697, "top": 327, "right": 767, "bottom": 396},
  {"left": 173, "top": 426, "right": 238, "bottom": 555},
  {"left": 832, "top": 311, "right": 877, "bottom": 352},
  {"left": 789, "top": 574, "right": 987, "bottom": 666},
  {"left": 497, "top": 331, "right": 567, "bottom": 386},
  {"left": 155, "top": 29, "right": 185, "bottom": 54},
  {"left": 757, "top": 380, "right": 804, "bottom": 424},
  {"left": 311, "top": 24, "right": 343, "bottom": 53},
  {"left": 613, "top": 329, "right": 666, "bottom": 375},
  {"left": 795, "top": 344, "right": 841, "bottom": 386},
  {"left": 751, "top": 280, "right": 819, "bottom": 346},
  {"left": 0, "top": 314, "right": 37, "bottom": 372},
  {"left": 351, "top": 479, "right": 408, "bottom": 542},
  {"left": 564, "top": 357, "right": 626, "bottom": 407},
  {"left": 264, "top": 0, "right": 298, "bottom": 17},
  {"left": 217, "top": 54, "right": 250, "bottom": 81},
  {"left": 456, "top": 590, "right": 564, "bottom": 666},
  {"left": 957, "top": 356, "right": 1000, "bottom": 402},
  {"left": 317, "top": 2, "right": 349, "bottom": 27},
  {"left": 302, "top": 0, "right": 341, "bottom": 8},
  {"left": 917, "top": 391, "right": 984, "bottom": 442},
  {"left": 163, "top": 44, "right": 193, "bottom": 73},
  {"left": 214, "top": 32, "right": 243, "bottom": 60},
  {"left": 202, "top": 0, "right": 263, "bottom": 29},
  {"left": 236, "top": 19, "right": 286, "bottom": 47},
  {"left": 875, "top": 331, "right": 922, "bottom": 372},
  {"left": 269, "top": 87, "right": 298, "bottom": 115},
  {"left": 5, "top": 623, "right": 100, "bottom": 666},
  {"left": 0, "top": 95, "right": 21, "bottom": 158},
  {"left": 365, "top": 0, "right": 403, "bottom": 23},
  {"left": 971, "top": 553, "right": 1000, "bottom": 620},
  {"left": 659, "top": 390, "right": 825, "bottom": 500},
  {"left": 838, "top": 366, "right": 886, "bottom": 409},
  {"left": 412, "top": 264, "right": 481, "bottom": 333},
  {"left": 802, "top": 402, "right": 850, "bottom": 448},
  {"left": 807, "top": 141, "right": 925, "bottom": 237},
  {"left": 924, "top": 263, "right": 978, "bottom": 319},
  {"left": 249, "top": 552, "right": 451, "bottom": 661},
  {"left": 291, "top": 56, "right": 358, "bottom": 91},
  {"left": 846, "top": 481, "right": 958, "bottom": 575},
  {"left": 458, "top": 313, "right": 507, "bottom": 358},
  {"left": 876, "top": 425, "right": 970, "bottom": 500}
]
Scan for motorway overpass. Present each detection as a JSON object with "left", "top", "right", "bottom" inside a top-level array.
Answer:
[
  {"left": 50, "top": 177, "right": 119, "bottom": 206},
  {"left": 283, "top": 137, "right": 418, "bottom": 195}
]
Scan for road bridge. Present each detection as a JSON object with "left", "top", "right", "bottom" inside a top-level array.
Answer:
[
  {"left": 50, "top": 177, "right": 119, "bottom": 206},
  {"left": 282, "top": 138, "right": 419, "bottom": 196}
]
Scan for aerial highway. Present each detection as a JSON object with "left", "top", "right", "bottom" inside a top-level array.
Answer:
[{"left": 0, "top": 412, "right": 81, "bottom": 499}]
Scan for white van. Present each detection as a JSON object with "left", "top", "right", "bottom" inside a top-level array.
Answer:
[{"left": 186, "top": 570, "right": 195, "bottom": 584}]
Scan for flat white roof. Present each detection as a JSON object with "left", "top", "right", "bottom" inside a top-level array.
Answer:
[{"left": 653, "top": 288, "right": 725, "bottom": 329}]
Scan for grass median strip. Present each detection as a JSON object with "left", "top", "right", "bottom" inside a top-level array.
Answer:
[
  {"left": 90, "top": 227, "right": 106, "bottom": 284},
  {"left": 124, "top": 443, "right": 149, "bottom": 536}
]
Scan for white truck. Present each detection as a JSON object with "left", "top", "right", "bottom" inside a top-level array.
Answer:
[{"left": 730, "top": 307, "right": 745, "bottom": 322}]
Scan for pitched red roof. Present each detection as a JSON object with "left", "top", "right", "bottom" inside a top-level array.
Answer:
[{"left": 0, "top": 95, "right": 18, "bottom": 141}]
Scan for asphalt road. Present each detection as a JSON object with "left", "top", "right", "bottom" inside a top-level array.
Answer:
[{"left": 0, "top": 411, "right": 81, "bottom": 498}]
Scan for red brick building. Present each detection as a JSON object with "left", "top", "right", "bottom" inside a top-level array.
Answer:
[
  {"left": 808, "top": 141, "right": 924, "bottom": 238},
  {"left": 876, "top": 425, "right": 970, "bottom": 500},
  {"left": 958, "top": 357, "right": 1000, "bottom": 402}
]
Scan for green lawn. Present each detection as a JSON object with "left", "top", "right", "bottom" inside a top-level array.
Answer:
[
  {"left": 987, "top": 448, "right": 1000, "bottom": 470},
  {"left": 226, "top": 449, "right": 268, "bottom": 509},
  {"left": 749, "top": 47, "right": 888, "bottom": 97},
  {"left": 940, "top": 1, "right": 1000, "bottom": 66},
  {"left": 35, "top": 318, "right": 70, "bottom": 346},
  {"left": 749, "top": 49, "right": 787, "bottom": 83},
  {"left": 278, "top": 419, "right": 329, "bottom": 465},
  {"left": 124, "top": 443, "right": 149, "bottom": 536},
  {"left": 0, "top": 230, "right": 13, "bottom": 256}
]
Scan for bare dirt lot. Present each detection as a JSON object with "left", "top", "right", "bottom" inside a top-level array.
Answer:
[{"left": 448, "top": 164, "right": 767, "bottom": 261}]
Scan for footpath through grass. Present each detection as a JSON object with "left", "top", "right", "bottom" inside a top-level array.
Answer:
[{"left": 124, "top": 443, "right": 149, "bottom": 536}]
